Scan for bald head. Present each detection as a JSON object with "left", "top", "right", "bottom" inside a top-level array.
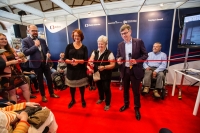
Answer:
[
  {"left": 153, "top": 42, "right": 162, "bottom": 53},
  {"left": 27, "top": 25, "right": 38, "bottom": 38}
]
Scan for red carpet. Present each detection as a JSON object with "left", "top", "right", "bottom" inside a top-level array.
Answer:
[{"left": 18, "top": 83, "right": 200, "bottom": 133}]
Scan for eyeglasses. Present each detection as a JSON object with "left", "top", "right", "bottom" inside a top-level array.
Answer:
[
  {"left": 121, "top": 31, "right": 129, "bottom": 35},
  {"left": 31, "top": 30, "right": 38, "bottom": 33}
]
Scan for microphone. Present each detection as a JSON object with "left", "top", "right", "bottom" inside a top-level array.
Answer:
[
  {"left": 128, "top": 53, "right": 132, "bottom": 69},
  {"left": 32, "top": 36, "right": 38, "bottom": 40}
]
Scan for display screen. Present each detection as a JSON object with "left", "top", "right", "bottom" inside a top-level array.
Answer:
[{"left": 178, "top": 13, "right": 200, "bottom": 48}]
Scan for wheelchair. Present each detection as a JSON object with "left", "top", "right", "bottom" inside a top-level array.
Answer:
[{"left": 141, "top": 69, "right": 168, "bottom": 100}]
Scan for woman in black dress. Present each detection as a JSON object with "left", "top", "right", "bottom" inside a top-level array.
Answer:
[{"left": 64, "top": 29, "right": 88, "bottom": 108}]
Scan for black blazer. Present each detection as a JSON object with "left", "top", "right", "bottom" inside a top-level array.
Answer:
[
  {"left": 116, "top": 38, "right": 148, "bottom": 79},
  {"left": 22, "top": 36, "right": 50, "bottom": 68}
]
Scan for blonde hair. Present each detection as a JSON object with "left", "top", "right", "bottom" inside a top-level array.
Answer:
[
  {"left": 17, "top": 52, "right": 25, "bottom": 58},
  {"left": 97, "top": 35, "right": 108, "bottom": 45}
]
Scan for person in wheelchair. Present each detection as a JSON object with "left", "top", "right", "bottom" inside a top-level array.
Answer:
[
  {"left": 142, "top": 42, "right": 167, "bottom": 98},
  {"left": 51, "top": 52, "right": 67, "bottom": 90}
]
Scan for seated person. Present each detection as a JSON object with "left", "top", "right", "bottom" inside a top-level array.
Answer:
[
  {"left": 17, "top": 52, "right": 39, "bottom": 93},
  {"left": 51, "top": 53, "right": 67, "bottom": 90},
  {"left": 43, "top": 58, "right": 56, "bottom": 84},
  {"left": 56, "top": 52, "right": 67, "bottom": 75},
  {"left": 14, "top": 44, "right": 21, "bottom": 53},
  {"left": 0, "top": 102, "right": 58, "bottom": 133},
  {"left": 143, "top": 42, "right": 167, "bottom": 97},
  {"left": 49, "top": 58, "right": 56, "bottom": 74},
  {"left": 0, "top": 110, "right": 30, "bottom": 133}
]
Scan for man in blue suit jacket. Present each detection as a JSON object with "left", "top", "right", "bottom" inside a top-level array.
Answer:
[
  {"left": 22, "top": 25, "right": 59, "bottom": 102},
  {"left": 116, "top": 24, "right": 148, "bottom": 120}
]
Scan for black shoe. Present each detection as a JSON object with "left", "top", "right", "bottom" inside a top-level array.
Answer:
[
  {"left": 92, "top": 86, "right": 96, "bottom": 90},
  {"left": 135, "top": 108, "right": 141, "bottom": 121},
  {"left": 119, "top": 105, "right": 129, "bottom": 112},
  {"left": 68, "top": 100, "right": 76, "bottom": 109},
  {"left": 32, "top": 89, "right": 39, "bottom": 94},
  {"left": 89, "top": 86, "right": 92, "bottom": 91},
  {"left": 82, "top": 101, "right": 86, "bottom": 108},
  {"left": 30, "top": 94, "right": 37, "bottom": 99},
  {"left": 42, "top": 96, "right": 48, "bottom": 102},
  {"left": 50, "top": 94, "right": 60, "bottom": 98}
]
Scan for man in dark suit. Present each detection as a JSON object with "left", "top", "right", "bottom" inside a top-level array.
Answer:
[
  {"left": 116, "top": 24, "right": 148, "bottom": 120},
  {"left": 22, "top": 25, "right": 59, "bottom": 102}
]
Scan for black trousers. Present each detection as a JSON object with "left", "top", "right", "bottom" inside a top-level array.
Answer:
[
  {"left": 69, "top": 86, "right": 85, "bottom": 102},
  {"left": 33, "top": 62, "right": 54, "bottom": 96},
  {"left": 96, "top": 79, "right": 111, "bottom": 106},
  {"left": 25, "top": 74, "right": 38, "bottom": 91},
  {"left": 87, "top": 74, "right": 95, "bottom": 87},
  {"left": 123, "top": 67, "right": 141, "bottom": 108}
]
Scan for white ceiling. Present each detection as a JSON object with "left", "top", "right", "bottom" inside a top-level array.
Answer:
[{"left": 0, "top": 0, "right": 200, "bottom": 25}]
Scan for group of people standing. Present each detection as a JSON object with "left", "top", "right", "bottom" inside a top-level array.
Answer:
[
  {"left": 61, "top": 24, "right": 148, "bottom": 121},
  {"left": 0, "top": 23, "right": 154, "bottom": 121}
]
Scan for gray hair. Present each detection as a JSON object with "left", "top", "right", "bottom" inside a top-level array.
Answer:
[
  {"left": 154, "top": 42, "right": 162, "bottom": 47},
  {"left": 97, "top": 35, "right": 108, "bottom": 45},
  {"left": 120, "top": 24, "right": 131, "bottom": 32}
]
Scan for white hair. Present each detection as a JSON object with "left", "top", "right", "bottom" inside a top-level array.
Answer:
[{"left": 97, "top": 35, "right": 108, "bottom": 45}]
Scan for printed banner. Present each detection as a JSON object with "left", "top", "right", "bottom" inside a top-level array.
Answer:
[
  {"left": 108, "top": 13, "right": 138, "bottom": 57},
  {"left": 80, "top": 16, "right": 106, "bottom": 56},
  {"left": 139, "top": 10, "right": 174, "bottom": 54},
  {"left": 45, "top": 21, "right": 68, "bottom": 66}
]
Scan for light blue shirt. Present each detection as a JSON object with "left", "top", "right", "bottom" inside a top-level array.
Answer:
[
  {"left": 143, "top": 51, "right": 167, "bottom": 72},
  {"left": 125, "top": 39, "right": 132, "bottom": 67}
]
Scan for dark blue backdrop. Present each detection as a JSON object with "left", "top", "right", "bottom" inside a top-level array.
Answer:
[
  {"left": 80, "top": 16, "right": 106, "bottom": 56},
  {"left": 108, "top": 13, "right": 138, "bottom": 57},
  {"left": 45, "top": 27, "right": 68, "bottom": 66},
  {"left": 139, "top": 10, "right": 174, "bottom": 55},
  {"left": 36, "top": 24, "right": 44, "bottom": 34},
  {"left": 67, "top": 20, "right": 78, "bottom": 44}
]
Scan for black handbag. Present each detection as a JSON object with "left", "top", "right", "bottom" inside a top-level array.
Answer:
[{"left": 15, "top": 105, "right": 42, "bottom": 116}]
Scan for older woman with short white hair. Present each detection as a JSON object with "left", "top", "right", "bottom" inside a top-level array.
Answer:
[{"left": 89, "top": 35, "right": 115, "bottom": 111}]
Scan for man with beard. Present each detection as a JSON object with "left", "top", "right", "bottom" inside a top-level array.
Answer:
[{"left": 22, "top": 25, "right": 59, "bottom": 102}]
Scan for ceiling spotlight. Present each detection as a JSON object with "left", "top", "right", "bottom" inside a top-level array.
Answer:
[
  {"left": 43, "top": 18, "right": 47, "bottom": 21},
  {"left": 160, "top": 3, "right": 164, "bottom": 7},
  {"left": 88, "top": 12, "right": 92, "bottom": 16}
]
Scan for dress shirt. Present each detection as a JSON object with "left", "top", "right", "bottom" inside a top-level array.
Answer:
[
  {"left": 143, "top": 51, "right": 167, "bottom": 73},
  {"left": 125, "top": 39, "right": 132, "bottom": 67}
]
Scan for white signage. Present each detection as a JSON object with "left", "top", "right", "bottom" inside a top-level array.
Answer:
[
  {"left": 148, "top": 18, "right": 163, "bottom": 21},
  {"left": 85, "top": 23, "right": 101, "bottom": 27},
  {"left": 45, "top": 21, "right": 66, "bottom": 33},
  {"left": 108, "top": 20, "right": 137, "bottom": 25}
]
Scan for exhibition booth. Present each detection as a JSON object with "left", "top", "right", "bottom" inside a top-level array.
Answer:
[
  {"left": 0, "top": 0, "right": 200, "bottom": 85},
  {"left": 1, "top": 1, "right": 200, "bottom": 133}
]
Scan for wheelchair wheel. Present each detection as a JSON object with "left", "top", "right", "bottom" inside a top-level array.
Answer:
[{"left": 161, "top": 89, "right": 165, "bottom": 100}]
